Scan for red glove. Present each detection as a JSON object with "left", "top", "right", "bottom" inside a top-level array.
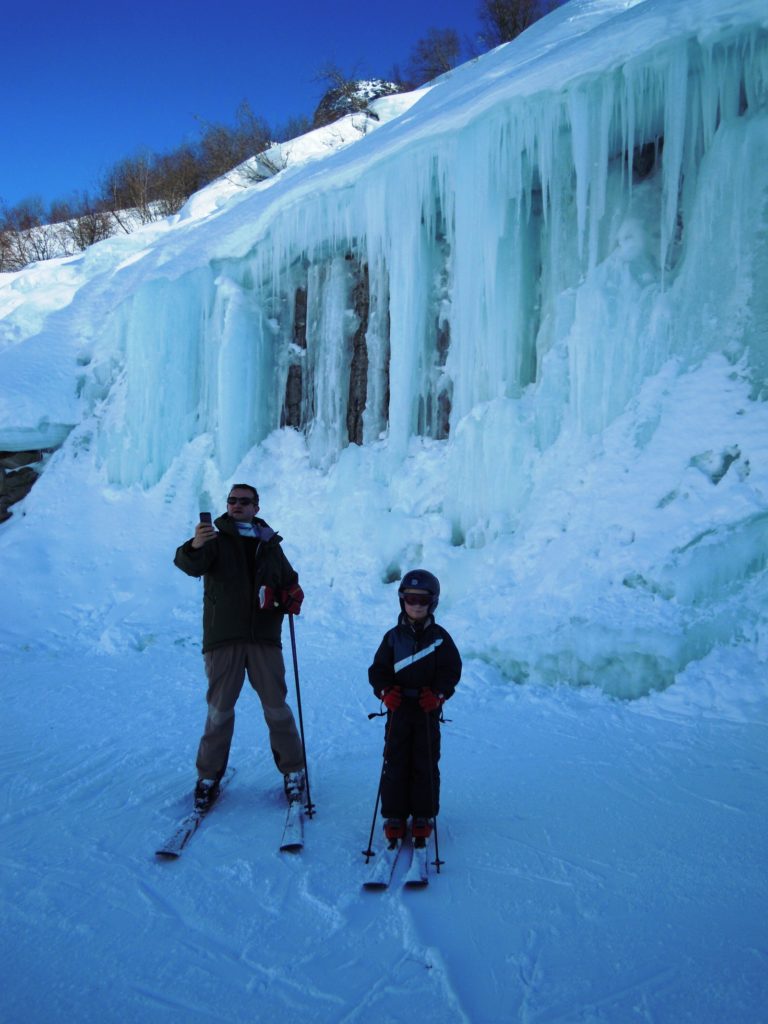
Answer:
[
  {"left": 382, "top": 687, "right": 402, "bottom": 711},
  {"left": 258, "top": 585, "right": 278, "bottom": 610},
  {"left": 419, "top": 688, "right": 444, "bottom": 712},
  {"left": 281, "top": 583, "right": 304, "bottom": 615}
]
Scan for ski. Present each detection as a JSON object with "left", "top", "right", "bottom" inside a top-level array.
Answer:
[
  {"left": 155, "top": 767, "right": 236, "bottom": 859},
  {"left": 279, "top": 799, "right": 304, "bottom": 852},
  {"left": 403, "top": 837, "right": 429, "bottom": 888},
  {"left": 362, "top": 838, "right": 405, "bottom": 890}
]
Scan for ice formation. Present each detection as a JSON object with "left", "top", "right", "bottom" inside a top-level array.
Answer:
[
  {"left": 89, "top": 1, "right": 767, "bottom": 485},
  {"left": 1, "top": 0, "right": 767, "bottom": 698}
]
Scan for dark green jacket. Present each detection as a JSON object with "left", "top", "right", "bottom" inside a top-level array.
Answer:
[{"left": 174, "top": 514, "right": 299, "bottom": 652}]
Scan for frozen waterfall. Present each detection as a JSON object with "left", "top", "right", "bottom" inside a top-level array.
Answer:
[{"left": 96, "top": 2, "right": 767, "bottom": 509}]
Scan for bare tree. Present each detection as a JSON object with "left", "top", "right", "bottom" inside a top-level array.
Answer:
[
  {"left": 406, "top": 27, "right": 462, "bottom": 86},
  {"left": 0, "top": 234, "right": 12, "bottom": 271},
  {"left": 197, "top": 100, "right": 272, "bottom": 183},
  {"left": 48, "top": 199, "right": 74, "bottom": 225},
  {"left": 2, "top": 196, "right": 44, "bottom": 233},
  {"left": 102, "top": 152, "right": 156, "bottom": 225},
  {"left": 477, "top": 0, "right": 543, "bottom": 48},
  {"left": 274, "top": 115, "right": 313, "bottom": 144},
  {"left": 153, "top": 146, "right": 204, "bottom": 214},
  {"left": 65, "top": 192, "right": 115, "bottom": 250},
  {"left": 387, "top": 62, "right": 412, "bottom": 90},
  {"left": 2, "top": 200, "right": 39, "bottom": 268},
  {"left": 0, "top": 197, "right": 62, "bottom": 267}
]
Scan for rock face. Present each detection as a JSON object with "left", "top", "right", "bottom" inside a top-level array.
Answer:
[
  {"left": 0, "top": 451, "right": 47, "bottom": 522},
  {"left": 312, "top": 79, "right": 401, "bottom": 129}
]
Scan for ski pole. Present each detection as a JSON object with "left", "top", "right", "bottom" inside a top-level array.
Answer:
[
  {"left": 423, "top": 709, "right": 444, "bottom": 873},
  {"left": 362, "top": 706, "right": 396, "bottom": 862},
  {"left": 288, "top": 613, "right": 315, "bottom": 818}
]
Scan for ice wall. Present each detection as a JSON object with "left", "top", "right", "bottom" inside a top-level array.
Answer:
[{"left": 98, "top": 3, "right": 768, "bottom": 502}]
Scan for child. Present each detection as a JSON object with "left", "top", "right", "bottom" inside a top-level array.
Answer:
[{"left": 368, "top": 569, "right": 462, "bottom": 843}]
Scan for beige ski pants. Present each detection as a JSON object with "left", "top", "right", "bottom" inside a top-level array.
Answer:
[{"left": 196, "top": 642, "right": 304, "bottom": 779}]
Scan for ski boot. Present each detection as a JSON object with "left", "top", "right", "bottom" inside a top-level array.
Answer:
[
  {"left": 411, "top": 817, "right": 433, "bottom": 848},
  {"left": 384, "top": 818, "right": 406, "bottom": 843},
  {"left": 194, "top": 777, "right": 220, "bottom": 811},
  {"left": 283, "top": 769, "right": 306, "bottom": 804}
]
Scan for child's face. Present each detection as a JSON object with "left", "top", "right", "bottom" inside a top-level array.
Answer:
[{"left": 402, "top": 589, "right": 430, "bottom": 622}]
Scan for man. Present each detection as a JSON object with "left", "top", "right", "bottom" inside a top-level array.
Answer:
[{"left": 174, "top": 483, "right": 306, "bottom": 810}]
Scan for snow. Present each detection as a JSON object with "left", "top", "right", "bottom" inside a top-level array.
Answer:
[
  {"left": 1, "top": 0, "right": 767, "bottom": 1020},
  {"left": 4, "top": 639, "right": 766, "bottom": 1022}
]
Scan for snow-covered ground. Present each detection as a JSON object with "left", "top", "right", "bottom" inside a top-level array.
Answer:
[
  {"left": 2, "top": 0, "right": 768, "bottom": 1019},
  {"left": 4, "top": 629, "right": 766, "bottom": 1023}
]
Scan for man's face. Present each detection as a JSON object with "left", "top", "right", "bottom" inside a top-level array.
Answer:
[{"left": 226, "top": 488, "right": 258, "bottom": 522}]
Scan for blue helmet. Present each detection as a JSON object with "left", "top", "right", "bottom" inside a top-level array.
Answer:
[{"left": 398, "top": 569, "right": 440, "bottom": 615}]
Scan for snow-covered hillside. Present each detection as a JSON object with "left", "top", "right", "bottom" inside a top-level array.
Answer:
[{"left": 1, "top": 1, "right": 767, "bottom": 1021}]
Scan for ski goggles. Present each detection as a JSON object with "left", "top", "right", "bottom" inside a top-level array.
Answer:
[{"left": 401, "top": 593, "right": 431, "bottom": 606}]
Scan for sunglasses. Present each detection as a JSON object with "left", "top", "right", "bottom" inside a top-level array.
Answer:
[
  {"left": 402, "top": 593, "right": 430, "bottom": 606},
  {"left": 227, "top": 497, "right": 254, "bottom": 506}
]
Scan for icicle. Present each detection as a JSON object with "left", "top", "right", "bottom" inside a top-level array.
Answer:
[
  {"left": 212, "top": 276, "right": 275, "bottom": 476},
  {"left": 567, "top": 86, "right": 592, "bottom": 263},
  {"left": 660, "top": 42, "right": 689, "bottom": 274}
]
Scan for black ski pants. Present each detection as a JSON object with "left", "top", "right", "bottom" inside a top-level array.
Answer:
[{"left": 381, "top": 701, "right": 441, "bottom": 820}]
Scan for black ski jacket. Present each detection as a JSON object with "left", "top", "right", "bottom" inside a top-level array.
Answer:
[
  {"left": 368, "top": 613, "right": 461, "bottom": 703},
  {"left": 174, "top": 514, "right": 298, "bottom": 652}
]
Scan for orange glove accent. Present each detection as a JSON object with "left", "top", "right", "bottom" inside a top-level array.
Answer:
[
  {"left": 382, "top": 687, "right": 402, "bottom": 711},
  {"left": 281, "top": 583, "right": 304, "bottom": 615},
  {"left": 419, "top": 688, "right": 444, "bottom": 712}
]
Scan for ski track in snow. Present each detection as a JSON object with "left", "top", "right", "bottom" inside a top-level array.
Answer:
[{"left": 2, "top": 627, "right": 767, "bottom": 1024}]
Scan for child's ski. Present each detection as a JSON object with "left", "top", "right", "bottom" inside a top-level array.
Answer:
[
  {"left": 155, "top": 767, "right": 236, "bottom": 859},
  {"left": 362, "top": 839, "right": 404, "bottom": 890},
  {"left": 403, "top": 837, "right": 429, "bottom": 888}
]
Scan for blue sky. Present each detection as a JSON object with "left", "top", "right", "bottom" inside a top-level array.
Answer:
[{"left": 3, "top": 0, "right": 491, "bottom": 209}]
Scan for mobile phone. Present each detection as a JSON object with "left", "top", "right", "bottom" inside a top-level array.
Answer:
[{"left": 199, "top": 512, "right": 212, "bottom": 525}]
